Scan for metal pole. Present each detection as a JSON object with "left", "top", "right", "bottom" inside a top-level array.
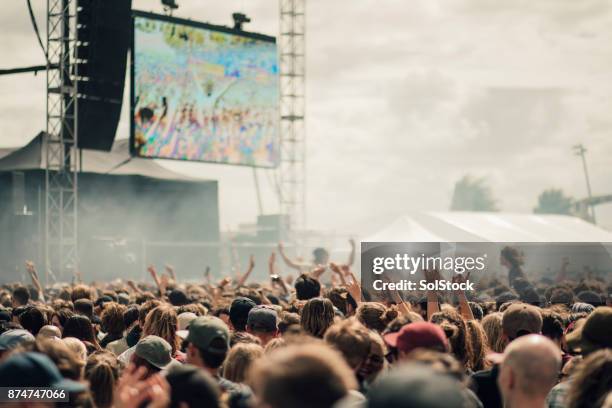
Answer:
[{"left": 573, "top": 144, "right": 596, "bottom": 223}]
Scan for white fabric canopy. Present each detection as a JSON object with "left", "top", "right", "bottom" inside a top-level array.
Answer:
[{"left": 363, "top": 212, "right": 612, "bottom": 243}]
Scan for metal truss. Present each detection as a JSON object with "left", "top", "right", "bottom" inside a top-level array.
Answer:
[
  {"left": 278, "top": 0, "right": 306, "bottom": 252},
  {"left": 45, "top": 0, "right": 78, "bottom": 281}
]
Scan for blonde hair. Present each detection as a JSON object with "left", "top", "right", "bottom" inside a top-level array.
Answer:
[
  {"left": 482, "top": 312, "right": 505, "bottom": 353},
  {"left": 62, "top": 337, "right": 88, "bottom": 363},
  {"left": 223, "top": 343, "right": 264, "bottom": 383},
  {"left": 143, "top": 304, "right": 179, "bottom": 354},
  {"left": 356, "top": 302, "right": 398, "bottom": 332}
]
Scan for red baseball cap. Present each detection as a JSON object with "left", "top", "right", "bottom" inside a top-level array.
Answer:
[{"left": 383, "top": 322, "right": 449, "bottom": 354}]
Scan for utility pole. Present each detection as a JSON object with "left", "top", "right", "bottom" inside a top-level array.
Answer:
[{"left": 573, "top": 144, "right": 596, "bottom": 224}]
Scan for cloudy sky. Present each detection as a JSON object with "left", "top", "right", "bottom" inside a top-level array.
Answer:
[{"left": 1, "top": 0, "right": 611, "bottom": 235}]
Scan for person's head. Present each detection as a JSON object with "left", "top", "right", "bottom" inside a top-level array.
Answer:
[
  {"left": 367, "top": 363, "right": 466, "bottom": 408},
  {"left": 278, "top": 312, "right": 301, "bottom": 335},
  {"left": 229, "top": 297, "right": 256, "bottom": 332},
  {"left": 294, "top": 274, "right": 321, "bottom": 301},
  {"left": 0, "top": 352, "right": 86, "bottom": 402},
  {"left": 565, "top": 306, "right": 612, "bottom": 356},
  {"left": 430, "top": 309, "right": 472, "bottom": 368},
  {"left": 326, "top": 287, "right": 357, "bottom": 317},
  {"left": 71, "top": 284, "right": 93, "bottom": 302},
  {"left": 357, "top": 330, "right": 387, "bottom": 383},
  {"left": 500, "top": 246, "right": 524, "bottom": 268},
  {"left": 356, "top": 302, "right": 397, "bottom": 333},
  {"left": 168, "top": 289, "right": 190, "bottom": 306},
  {"left": 246, "top": 305, "right": 279, "bottom": 345},
  {"left": 12, "top": 286, "right": 30, "bottom": 307},
  {"left": 138, "top": 300, "right": 161, "bottom": 327},
  {"left": 85, "top": 351, "right": 120, "bottom": 408},
  {"left": 312, "top": 247, "right": 330, "bottom": 265},
  {"left": 143, "top": 304, "right": 178, "bottom": 355},
  {"left": 19, "top": 306, "right": 47, "bottom": 336},
  {"left": 51, "top": 308, "right": 74, "bottom": 332},
  {"left": 132, "top": 335, "right": 177, "bottom": 378},
  {"left": 185, "top": 316, "right": 230, "bottom": 372},
  {"left": 249, "top": 343, "right": 356, "bottom": 408},
  {"left": 62, "top": 315, "right": 99, "bottom": 348},
  {"left": 567, "top": 349, "right": 612, "bottom": 408},
  {"left": 324, "top": 318, "right": 372, "bottom": 372},
  {"left": 123, "top": 306, "right": 140, "bottom": 331},
  {"left": 37, "top": 325, "right": 62, "bottom": 341},
  {"left": 223, "top": 342, "right": 264, "bottom": 383},
  {"left": 466, "top": 319, "right": 490, "bottom": 371},
  {"left": 100, "top": 302, "right": 126, "bottom": 336},
  {"left": 403, "top": 349, "right": 467, "bottom": 385},
  {"left": 34, "top": 338, "right": 84, "bottom": 381},
  {"left": 383, "top": 322, "right": 449, "bottom": 360},
  {"left": 540, "top": 309, "right": 564, "bottom": 347},
  {"left": 165, "top": 364, "right": 221, "bottom": 408},
  {"left": 62, "top": 337, "right": 87, "bottom": 363},
  {"left": 301, "top": 297, "right": 335, "bottom": 338},
  {"left": 73, "top": 299, "right": 95, "bottom": 321},
  {"left": 0, "top": 329, "right": 36, "bottom": 358},
  {"left": 497, "top": 334, "right": 561, "bottom": 408},
  {"left": 482, "top": 312, "right": 505, "bottom": 353},
  {"left": 502, "top": 303, "right": 542, "bottom": 342}
]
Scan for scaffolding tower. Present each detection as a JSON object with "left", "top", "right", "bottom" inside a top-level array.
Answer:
[
  {"left": 45, "top": 0, "right": 79, "bottom": 281},
  {"left": 278, "top": 0, "right": 306, "bottom": 252}
]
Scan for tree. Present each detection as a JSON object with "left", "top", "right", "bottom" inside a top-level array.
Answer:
[
  {"left": 533, "top": 189, "right": 574, "bottom": 215},
  {"left": 450, "top": 176, "right": 498, "bottom": 212}
]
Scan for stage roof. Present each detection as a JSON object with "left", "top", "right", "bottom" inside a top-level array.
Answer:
[
  {"left": 363, "top": 212, "right": 612, "bottom": 243},
  {"left": 0, "top": 133, "right": 205, "bottom": 182}
]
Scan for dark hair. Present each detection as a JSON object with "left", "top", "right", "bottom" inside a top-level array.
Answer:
[
  {"left": 100, "top": 302, "right": 126, "bottom": 336},
  {"left": 19, "top": 306, "right": 47, "bottom": 335},
  {"left": 312, "top": 247, "right": 329, "bottom": 264},
  {"left": 52, "top": 308, "right": 75, "bottom": 330},
  {"left": 468, "top": 302, "right": 484, "bottom": 320},
  {"left": 541, "top": 310, "right": 564, "bottom": 341},
  {"left": 294, "top": 274, "right": 321, "bottom": 301},
  {"left": 197, "top": 337, "right": 228, "bottom": 369},
  {"left": 63, "top": 315, "right": 100, "bottom": 349},
  {"left": 12, "top": 286, "right": 30, "bottom": 306},
  {"left": 123, "top": 306, "right": 140, "bottom": 328},
  {"left": 74, "top": 299, "right": 94, "bottom": 320}
]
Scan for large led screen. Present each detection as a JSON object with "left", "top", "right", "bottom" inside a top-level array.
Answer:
[{"left": 131, "top": 12, "right": 279, "bottom": 167}]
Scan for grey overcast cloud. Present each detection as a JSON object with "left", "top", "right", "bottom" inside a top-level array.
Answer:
[{"left": 1, "top": 0, "right": 611, "bottom": 234}]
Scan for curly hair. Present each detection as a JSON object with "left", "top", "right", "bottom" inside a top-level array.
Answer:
[
  {"left": 100, "top": 302, "right": 126, "bottom": 336},
  {"left": 430, "top": 309, "right": 473, "bottom": 370}
]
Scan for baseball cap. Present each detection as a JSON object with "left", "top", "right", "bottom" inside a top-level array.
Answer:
[
  {"left": 177, "top": 312, "right": 198, "bottom": 339},
  {"left": 186, "top": 316, "right": 229, "bottom": 352},
  {"left": 566, "top": 306, "right": 612, "bottom": 355},
  {"left": 166, "top": 364, "right": 220, "bottom": 407},
  {"left": 0, "top": 352, "right": 86, "bottom": 392},
  {"left": 383, "top": 322, "right": 448, "bottom": 354},
  {"left": 247, "top": 306, "right": 278, "bottom": 333},
  {"left": 135, "top": 335, "right": 178, "bottom": 370},
  {"left": 367, "top": 363, "right": 465, "bottom": 408},
  {"left": 502, "top": 303, "right": 542, "bottom": 339},
  {"left": 0, "top": 329, "right": 35, "bottom": 351}
]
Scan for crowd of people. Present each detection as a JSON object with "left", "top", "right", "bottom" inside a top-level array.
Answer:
[{"left": 0, "top": 245, "right": 611, "bottom": 408}]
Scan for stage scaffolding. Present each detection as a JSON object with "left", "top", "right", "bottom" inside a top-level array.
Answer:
[
  {"left": 45, "top": 0, "right": 79, "bottom": 281},
  {"left": 278, "top": 0, "right": 306, "bottom": 253}
]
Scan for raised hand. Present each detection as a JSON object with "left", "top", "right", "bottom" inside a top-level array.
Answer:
[
  {"left": 310, "top": 264, "right": 326, "bottom": 279},
  {"left": 423, "top": 268, "right": 441, "bottom": 284}
]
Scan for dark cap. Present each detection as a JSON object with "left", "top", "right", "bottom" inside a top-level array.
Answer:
[
  {"left": 247, "top": 305, "right": 278, "bottom": 333},
  {"left": 367, "top": 363, "right": 465, "bottom": 408},
  {"left": 186, "top": 316, "right": 229, "bottom": 352},
  {"left": 502, "top": 303, "right": 542, "bottom": 339},
  {"left": 166, "top": 364, "right": 220, "bottom": 407},
  {"left": 566, "top": 306, "right": 612, "bottom": 355},
  {"left": 0, "top": 352, "right": 86, "bottom": 392},
  {"left": 229, "top": 297, "right": 256, "bottom": 331},
  {"left": 0, "top": 309, "right": 11, "bottom": 322},
  {"left": 383, "top": 322, "right": 448, "bottom": 354},
  {"left": 576, "top": 291, "right": 604, "bottom": 307},
  {"left": 135, "top": 335, "right": 178, "bottom": 370},
  {"left": 0, "top": 329, "right": 35, "bottom": 351}
]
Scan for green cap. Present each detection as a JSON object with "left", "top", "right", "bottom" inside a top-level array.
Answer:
[
  {"left": 135, "top": 335, "right": 177, "bottom": 369},
  {"left": 186, "top": 316, "right": 230, "bottom": 352}
]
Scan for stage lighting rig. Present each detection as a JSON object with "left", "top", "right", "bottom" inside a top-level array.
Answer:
[{"left": 232, "top": 12, "right": 251, "bottom": 30}]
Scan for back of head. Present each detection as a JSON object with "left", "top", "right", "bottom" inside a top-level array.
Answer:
[
  {"left": 324, "top": 318, "right": 371, "bottom": 370},
  {"left": 166, "top": 364, "right": 221, "bottom": 408},
  {"left": 74, "top": 299, "right": 95, "bottom": 320},
  {"left": 567, "top": 349, "right": 612, "bottom": 408},
  {"left": 101, "top": 302, "right": 126, "bottom": 336},
  {"left": 249, "top": 343, "right": 356, "bottom": 408},
  {"left": 294, "top": 274, "right": 321, "bottom": 301},
  {"left": 482, "top": 312, "right": 505, "bottom": 353},
  {"left": 502, "top": 303, "right": 543, "bottom": 341},
  {"left": 143, "top": 303, "right": 178, "bottom": 354},
  {"left": 12, "top": 286, "right": 30, "bottom": 306},
  {"left": 223, "top": 342, "right": 264, "bottom": 383},
  {"left": 356, "top": 302, "right": 397, "bottom": 333},
  {"left": 229, "top": 297, "right": 256, "bottom": 332},
  {"left": 300, "top": 297, "right": 335, "bottom": 338},
  {"left": 71, "top": 284, "right": 93, "bottom": 302},
  {"left": 499, "top": 334, "right": 561, "bottom": 401},
  {"left": 367, "top": 363, "right": 465, "bottom": 408},
  {"left": 85, "top": 351, "right": 120, "bottom": 408},
  {"left": 62, "top": 315, "right": 96, "bottom": 345},
  {"left": 19, "top": 306, "right": 47, "bottom": 336}
]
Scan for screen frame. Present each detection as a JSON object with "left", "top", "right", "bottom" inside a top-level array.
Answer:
[{"left": 130, "top": 10, "right": 280, "bottom": 168}]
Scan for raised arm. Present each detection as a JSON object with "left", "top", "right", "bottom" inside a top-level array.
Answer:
[
  {"left": 424, "top": 269, "right": 441, "bottom": 321},
  {"left": 277, "top": 242, "right": 307, "bottom": 271},
  {"left": 346, "top": 238, "right": 356, "bottom": 267},
  {"left": 452, "top": 272, "right": 474, "bottom": 321},
  {"left": 25, "top": 261, "right": 45, "bottom": 303},
  {"left": 235, "top": 255, "right": 255, "bottom": 289}
]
